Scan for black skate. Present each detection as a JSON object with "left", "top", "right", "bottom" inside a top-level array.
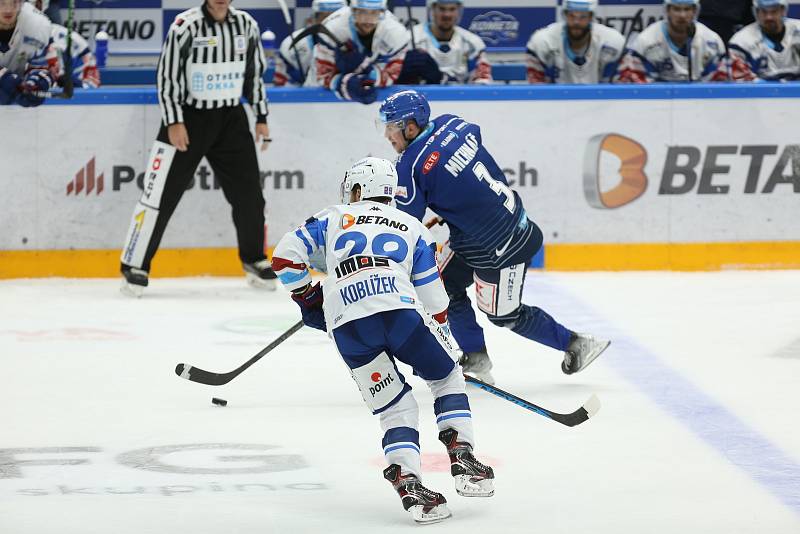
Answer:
[
  {"left": 383, "top": 464, "right": 451, "bottom": 524},
  {"left": 242, "top": 260, "right": 277, "bottom": 291},
  {"left": 439, "top": 429, "right": 495, "bottom": 497},
  {"left": 562, "top": 333, "right": 610, "bottom": 375},
  {"left": 120, "top": 265, "right": 148, "bottom": 298},
  {"left": 458, "top": 348, "right": 495, "bottom": 385}
]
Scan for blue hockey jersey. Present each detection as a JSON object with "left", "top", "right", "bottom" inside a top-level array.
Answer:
[{"left": 394, "top": 114, "right": 542, "bottom": 269}]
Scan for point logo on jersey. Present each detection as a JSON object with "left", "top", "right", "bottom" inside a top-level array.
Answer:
[
  {"left": 371, "top": 372, "right": 382, "bottom": 383},
  {"left": 423, "top": 151, "right": 440, "bottom": 175},
  {"left": 341, "top": 214, "right": 356, "bottom": 229},
  {"left": 67, "top": 157, "right": 105, "bottom": 196},
  {"left": 583, "top": 133, "right": 648, "bottom": 209}
]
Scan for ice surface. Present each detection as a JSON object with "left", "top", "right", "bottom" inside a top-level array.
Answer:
[{"left": 1, "top": 271, "right": 799, "bottom": 533}]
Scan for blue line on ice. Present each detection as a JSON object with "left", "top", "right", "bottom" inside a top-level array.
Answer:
[{"left": 525, "top": 276, "right": 800, "bottom": 516}]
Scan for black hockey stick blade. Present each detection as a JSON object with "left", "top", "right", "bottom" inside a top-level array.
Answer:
[
  {"left": 175, "top": 320, "right": 304, "bottom": 386},
  {"left": 290, "top": 23, "right": 348, "bottom": 52},
  {"left": 464, "top": 375, "right": 600, "bottom": 427}
]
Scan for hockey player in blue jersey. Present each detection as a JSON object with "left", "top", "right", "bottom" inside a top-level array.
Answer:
[
  {"left": 272, "top": 157, "right": 494, "bottom": 524},
  {"left": 378, "top": 90, "right": 610, "bottom": 384}
]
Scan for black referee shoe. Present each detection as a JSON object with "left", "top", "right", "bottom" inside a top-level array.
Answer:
[
  {"left": 120, "top": 265, "right": 148, "bottom": 298},
  {"left": 243, "top": 260, "right": 277, "bottom": 291}
]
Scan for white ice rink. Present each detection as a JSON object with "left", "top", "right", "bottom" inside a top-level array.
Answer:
[{"left": 2, "top": 270, "right": 799, "bottom": 533}]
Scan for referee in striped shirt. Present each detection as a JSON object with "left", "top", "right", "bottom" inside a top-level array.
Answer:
[{"left": 119, "top": 0, "right": 277, "bottom": 297}]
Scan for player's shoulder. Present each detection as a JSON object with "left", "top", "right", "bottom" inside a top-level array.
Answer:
[
  {"left": 729, "top": 22, "right": 761, "bottom": 48},
  {"left": 695, "top": 22, "right": 724, "bottom": 48},
  {"left": 377, "top": 11, "right": 411, "bottom": 50},
  {"left": 528, "top": 22, "right": 561, "bottom": 50},
  {"left": 593, "top": 22, "right": 625, "bottom": 47},
  {"left": 631, "top": 21, "right": 665, "bottom": 53},
  {"left": 454, "top": 26, "right": 486, "bottom": 50},
  {"left": 323, "top": 6, "right": 352, "bottom": 35},
  {"left": 18, "top": 2, "right": 51, "bottom": 46},
  {"left": 785, "top": 18, "right": 800, "bottom": 38}
]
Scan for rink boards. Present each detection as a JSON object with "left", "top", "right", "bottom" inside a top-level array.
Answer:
[{"left": 1, "top": 84, "right": 799, "bottom": 277}]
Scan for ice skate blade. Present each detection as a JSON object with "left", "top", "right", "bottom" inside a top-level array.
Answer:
[
  {"left": 577, "top": 339, "right": 610, "bottom": 374},
  {"left": 454, "top": 475, "right": 494, "bottom": 497},
  {"left": 245, "top": 273, "right": 276, "bottom": 291},
  {"left": 120, "top": 280, "right": 144, "bottom": 298},
  {"left": 409, "top": 504, "right": 451, "bottom": 524}
]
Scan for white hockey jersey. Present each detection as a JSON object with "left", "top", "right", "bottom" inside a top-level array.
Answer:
[
  {"left": 617, "top": 21, "right": 734, "bottom": 82},
  {"left": 272, "top": 201, "right": 449, "bottom": 332},
  {"left": 51, "top": 24, "right": 100, "bottom": 88},
  {"left": 410, "top": 23, "right": 491, "bottom": 84},
  {"left": 314, "top": 6, "right": 409, "bottom": 96},
  {"left": 0, "top": 2, "right": 56, "bottom": 77},
  {"left": 525, "top": 21, "right": 625, "bottom": 84},
  {"left": 274, "top": 28, "right": 315, "bottom": 87},
  {"left": 729, "top": 19, "right": 800, "bottom": 81}
]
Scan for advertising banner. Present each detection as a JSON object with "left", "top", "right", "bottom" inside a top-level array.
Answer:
[{"left": 2, "top": 95, "right": 798, "bottom": 255}]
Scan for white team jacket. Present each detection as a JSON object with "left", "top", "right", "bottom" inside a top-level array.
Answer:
[
  {"left": 729, "top": 19, "right": 800, "bottom": 81},
  {"left": 526, "top": 21, "right": 625, "bottom": 84},
  {"left": 410, "top": 23, "right": 491, "bottom": 84}
]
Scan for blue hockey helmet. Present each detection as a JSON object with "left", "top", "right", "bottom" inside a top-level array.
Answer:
[{"left": 379, "top": 90, "right": 431, "bottom": 130}]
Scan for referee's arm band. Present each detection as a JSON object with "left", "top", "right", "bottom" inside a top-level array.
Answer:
[{"left": 256, "top": 114, "right": 268, "bottom": 124}]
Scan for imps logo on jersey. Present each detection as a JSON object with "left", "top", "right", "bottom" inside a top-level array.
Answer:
[
  {"left": 583, "top": 133, "right": 648, "bottom": 209},
  {"left": 335, "top": 255, "right": 390, "bottom": 278},
  {"left": 341, "top": 214, "right": 356, "bottom": 229}
]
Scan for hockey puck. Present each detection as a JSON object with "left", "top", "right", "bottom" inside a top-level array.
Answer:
[{"left": 211, "top": 397, "right": 228, "bottom": 407}]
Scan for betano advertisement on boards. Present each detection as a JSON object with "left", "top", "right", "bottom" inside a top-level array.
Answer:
[{"left": 0, "top": 97, "right": 798, "bottom": 272}]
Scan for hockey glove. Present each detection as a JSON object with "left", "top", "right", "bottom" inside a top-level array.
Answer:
[
  {"left": 16, "top": 71, "right": 50, "bottom": 108},
  {"left": 396, "top": 49, "right": 443, "bottom": 85},
  {"left": 334, "top": 42, "right": 365, "bottom": 74},
  {"left": 343, "top": 73, "right": 377, "bottom": 104},
  {"left": 0, "top": 68, "right": 21, "bottom": 105},
  {"left": 291, "top": 282, "right": 327, "bottom": 332}
]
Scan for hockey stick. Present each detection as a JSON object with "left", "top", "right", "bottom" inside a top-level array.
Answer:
[
  {"left": 290, "top": 23, "right": 349, "bottom": 53},
  {"left": 275, "top": 0, "right": 292, "bottom": 26},
  {"left": 175, "top": 320, "right": 304, "bottom": 386},
  {"left": 464, "top": 375, "right": 601, "bottom": 427},
  {"left": 405, "top": 0, "right": 416, "bottom": 50}
]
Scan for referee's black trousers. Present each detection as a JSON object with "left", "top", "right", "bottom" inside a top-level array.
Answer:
[{"left": 123, "top": 105, "right": 266, "bottom": 273}]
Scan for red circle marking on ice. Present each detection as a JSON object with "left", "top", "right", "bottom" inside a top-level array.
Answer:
[{"left": 371, "top": 372, "right": 382, "bottom": 382}]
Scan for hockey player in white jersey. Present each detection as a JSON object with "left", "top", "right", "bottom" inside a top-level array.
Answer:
[
  {"left": 729, "top": 0, "right": 800, "bottom": 81},
  {"left": 272, "top": 157, "right": 494, "bottom": 524},
  {"left": 0, "top": 0, "right": 56, "bottom": 107},
  {"left": 50, "top": 23, "right": 100, "bottom": 89},
  {"left": 617, "top": 0, "right": 753, "bottom": 82},
  {"left": 526, "top": 0, "right": 625, "bottom": 84},
  {"left": 313, "top": 0, "right": 408, "bottom": 104},
  {"left": 398, "top": 0, "right": 491, "bottom": 85},
  {"left": 273, "top": 0, "right": 344, "bottom": 87}
]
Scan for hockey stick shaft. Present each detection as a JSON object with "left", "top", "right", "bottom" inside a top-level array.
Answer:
[
  {"left": 464, "top": 375, "right": 600, "bottom": 427},
  {"left": 62, "top": 0, "right": 75, "bottom": 98},
  {"left": 175, "top": 320, "right": 304, "bottom": 386}
]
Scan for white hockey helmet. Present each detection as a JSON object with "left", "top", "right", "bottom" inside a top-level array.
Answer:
[
  {"left": 341, "top": 157, "right": 398, "bottom": 204},
  {"left": 753, "top": 0, "right": 787, "bottom": 9},
  {"left": 312, "top": 0, "right": 345, "bottom": 14},
  {"left": 351, "top": 0, "right": 387, "bottom": 10},
  {"left": 562, "top": 0, "right": 598, "bottom": 12}
]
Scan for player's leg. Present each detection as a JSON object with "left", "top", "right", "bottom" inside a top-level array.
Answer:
[
  {"left": 119, "top": 109, "right": 213, "bottom": 296},
  {"left": 474, "top": 263, "right": 610, "bottom": 374},
  {"left": 205, "top": 106, "right": 275, "bottom": 290},
  {"left": 440, "top": 246, "right": 494, "bottom": 383},
  {"left": 388, "top": 309, "right": 494, "bottom": 498},
  {"left": 331, "top": 315, "right": 450, "bottom": 524}
]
